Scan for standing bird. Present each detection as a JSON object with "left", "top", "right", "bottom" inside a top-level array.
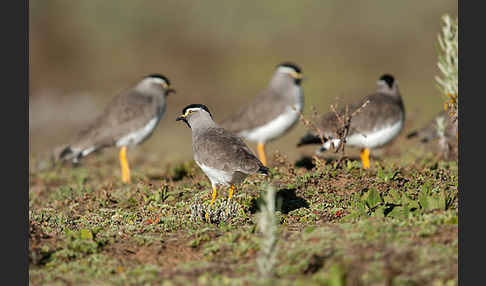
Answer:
[
  {"left": 56, "top": 74, "right": 175, "bottom": 183},
  {"left": 297, "top": 74, "right": 405, "bottom": 169},
  {"left": 176, "top": 104, "right": 268, "bottom": 220},
  {"left": 220, "top": 62, "right": 304, "bottom": 166},
  {"left": 406, "top": 110, "right": 458, "bottom": 143}
]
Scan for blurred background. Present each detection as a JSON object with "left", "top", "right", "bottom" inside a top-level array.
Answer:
[{"left": 29, "top": 1, "right": 458, "bottom": 169}]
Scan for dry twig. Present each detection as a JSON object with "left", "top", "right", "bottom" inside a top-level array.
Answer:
[
  {"left": 296, "top": 105, "right": 328, "bottom": 146},
  {"left": 295, "top": 99, "right": 370, "bottom": 161},
  {"left": 329, "top": 99, "right": 370, "bottom": 155}
]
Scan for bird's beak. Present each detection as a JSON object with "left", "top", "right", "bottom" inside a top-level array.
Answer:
[
  {"left": 176, "top": 115, "right": 190, "bottom": 128},
  {"left": 166, "top": 88, "right": 176, "bottom": 96}
]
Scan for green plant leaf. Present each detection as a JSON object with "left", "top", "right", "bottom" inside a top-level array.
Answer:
[
  {"left": 365, "top": 188, "right": 382, "bottom": 209},
  {"left": 418, "top": 190, "right": 430, "bottom": 211},
  {"left": 387, "top": 206, "right": 405, "bottom": 218},
  {"left": 328, "top": 264, "right": 345, "bottom": 286},
  {"left": 80, "top": 229, "right": 93, "bottom": 240},
  {"left": 374, "top": 206, "right": 385, "bottom": 218}
]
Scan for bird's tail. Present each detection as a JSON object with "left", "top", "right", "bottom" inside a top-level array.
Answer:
[
  {"left": 32, "top": 141, "right": 91, "bottom": 173},
  {"left": 31, "top": 144, "right": 70, "bottom": 172},
  {"left": 406, "top": 130, "right": 433, "bottom": 143},
  {"left": 297, "top": 133, "right": 325, "bottom": 147},
  {"left": 258, "top": 165, "right": 270, "bottom": 175},
  {"left": 406, "top": 131, "right": 418, "bottom": 139},
  {"left": 58, "top": 145, "right": 74, "bottom": 161}
]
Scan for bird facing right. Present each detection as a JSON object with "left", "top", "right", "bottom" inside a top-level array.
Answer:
[
  {"left": 55, "top": 74, "right": 175, "bottom": 183},
  {"left": 220, "top": 62, "right": 304, "bottom": 166},
  {"left": 297, "top": 74, "right": 405, "bottom": 169},
  {"left": 176, "top": 104, "right": 268, "bottom": 220}
]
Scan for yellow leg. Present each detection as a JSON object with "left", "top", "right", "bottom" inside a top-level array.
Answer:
[
  {"left": 119, "top": 146, "right": 131, "bottom": 183},
  {"left": 257, "top": 143, "right": 267, "bottom": 166},
  {"left": 205, "top": 185, "right": 217, "bottom": 221},
  {"left": 226, "top": 185, "right": 235, "bottom": 215},
  {"left": 228, "top": 185, "right": 235, "bottom": 201},
  {"left": 360, "top": 148, "right": 370, "bottom": 169}
]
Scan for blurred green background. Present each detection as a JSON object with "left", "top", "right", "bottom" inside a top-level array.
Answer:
[{"left": 29, "top": 1, "right": 458, "bottom": 167}]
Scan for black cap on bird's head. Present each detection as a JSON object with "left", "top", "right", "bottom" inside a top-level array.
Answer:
[
  {"left": 176, "top": 104, "right": 212, "bottom": 128},
  {"left": 181, "top": 104, "right": 212, "bottom": 117},
  {"left": 146, "top": 74, "right": 171, "bottom": 86},
  {"left": 379, "top": 74, "right": 395, "bottom": 89},
  {"left": 277, "top": 62, "right": 302, "bottom": 74}
]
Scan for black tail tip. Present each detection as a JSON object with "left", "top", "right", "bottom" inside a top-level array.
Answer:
[
  {"left": 406, "top": 131, "right": 418, "bottom": 139},
  {"left": 58, "top": 146, "right": 73, "bottom": 160},
  {"left": 297, "top": 134, "right": 323, "bottom": 147},
  {"left": 258, "top": 165, "right": 270, "bottom": 175}
]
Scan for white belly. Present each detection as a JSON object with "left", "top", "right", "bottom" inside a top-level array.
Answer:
[
  {"left": 239, "top": 101, "right": 303, "bottom": 143},
  {"left": 196, "top": 161, "right": 248, "bottom": 187},
  {"left": 116, "top": 117, "right": 160, "bottom": 147},
  {"left": 321, "top": 120, "right": 403, "bottom": 150}
]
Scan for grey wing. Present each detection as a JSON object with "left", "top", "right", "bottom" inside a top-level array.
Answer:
[
  {"left": 317, "top": 94, "right": 402, "bottom": 137},
  {"left": 348, "top": 95, "right": 402, "bottom": 133},
  {"left": 71, "top": 90, "right": 156, "bottom": 149},
  {"left": 220, "top": 88, "right": 288, "bottom": 133},
  {"left": 194, "top": 128, "right": 264, "bottom": 174}
]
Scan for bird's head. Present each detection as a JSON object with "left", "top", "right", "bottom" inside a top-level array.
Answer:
[
  {"left": 376, "top": 74, "right": 398, "bottom": 95},
  {"left": 275, "top": 62, "right": 304, "bottom": 85},
  {"left": 138, "top": 74, "right": 176, "bottom": 96},
  {"left": 176, "top": 104, "right": 213, "bottom": 128}
]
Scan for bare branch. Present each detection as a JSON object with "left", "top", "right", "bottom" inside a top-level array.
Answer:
[
  {"left": 294, "top": 99, "right": 370, "bottom": 157},
  {"left": 294, "top": 105, "right": 328, "bottom": 145},
  {"left": 330, "top": 99, "right": 370, "bottom": 155}
]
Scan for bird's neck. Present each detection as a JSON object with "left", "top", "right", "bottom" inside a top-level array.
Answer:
[
  {"left": 377, "top": 86, "right": 400, "bottom": 98},
  {"left": 190, "top": 115, "right": 218, "bottom": 132}
]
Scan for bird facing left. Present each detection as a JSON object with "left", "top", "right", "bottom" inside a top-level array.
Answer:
[
  {"left": 54, "top": 74, "right": 176, "bottom": 183},
  {"left": 176, "top": 104, "right": 269, "bottom": 221}
]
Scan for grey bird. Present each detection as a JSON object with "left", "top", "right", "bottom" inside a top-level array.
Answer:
[
  {"left": 176, "top": 104, "right": 268, "bottom": 220},
  {"left": 297, "top": 74, "right": 405, "bottom": 169},
  {"left": 220, "top": 62, "right": 304, "bottom": 166},
  {"left": 56, "top": 74, "right": 175, "bottom": 183},
  {"left": 406, "top": 110, "right": 458, "bottom": 143}
]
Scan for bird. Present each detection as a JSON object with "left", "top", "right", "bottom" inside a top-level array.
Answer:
[
  {"left": 55, "top": 74, "right": 175, "bottom": 183},
  {"left": 176, "top": 104, "right": 269, "bottom": 220},
  {"left": 406, "top": 110, "right": 458, "bottom": 143},
  {"left": 219, "top": 62, "right": 304, "bottom": 166},
  {"left": 297, "top": 74, "right": 405, "bottom": 169}
]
